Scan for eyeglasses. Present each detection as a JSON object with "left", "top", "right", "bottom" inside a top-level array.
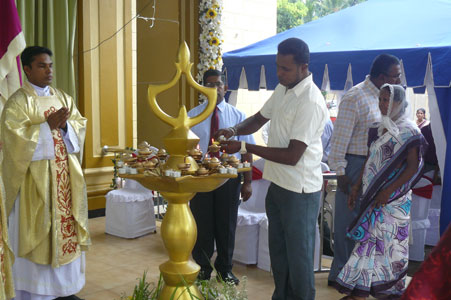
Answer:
[
  {"left": 384, "top": 73, "right": 402, "bottom": 79},
  {"left": 204, "top": 81, "right": 224, "bottom": 88}
]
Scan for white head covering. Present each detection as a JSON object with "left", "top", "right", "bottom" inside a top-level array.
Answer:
[{"left": 378, "top": 84, "right": 415, "bottom": 137}]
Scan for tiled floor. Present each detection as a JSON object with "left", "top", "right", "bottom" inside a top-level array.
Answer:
[{"left": 78, "top": 217, "right": 376, "bottom": 300}]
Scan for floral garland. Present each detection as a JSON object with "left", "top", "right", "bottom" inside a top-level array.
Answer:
[{"left": 197, "top": 0, "right": 223, "bottom": 92}]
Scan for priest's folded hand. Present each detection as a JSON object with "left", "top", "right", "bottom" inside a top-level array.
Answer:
[{"left": 47, "top": 107, "right": 70, "bottom": 130}]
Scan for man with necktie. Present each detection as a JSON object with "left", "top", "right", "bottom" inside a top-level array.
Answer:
[{"left": 187, "top": 69, "right": 254, "bottom": 285}]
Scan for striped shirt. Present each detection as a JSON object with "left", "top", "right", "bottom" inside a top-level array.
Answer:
[{"left": 329, "top": 76, "right": 381, "bottom": 176}]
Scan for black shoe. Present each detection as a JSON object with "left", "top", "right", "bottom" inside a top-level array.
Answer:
[
  {"left": 217, "top": 271, "right": 239, "bottom": 285},
  {"left": 54, "top": 296, "right": 84, "bottom": 300},
  {"left": 197, "top": 268, "right": 212, "bottom": 281}
]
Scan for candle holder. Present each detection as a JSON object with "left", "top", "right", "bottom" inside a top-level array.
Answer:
[{"left": 119, "top": 42, "right": 250, "bottom": 300}]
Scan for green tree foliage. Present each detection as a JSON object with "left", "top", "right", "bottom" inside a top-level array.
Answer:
[
  {"left": 277, "top": 0, "right": 308, "bottom": 33},
  {"left": 278, "top": 0, "right": 367, "bottom": 32},
  {"left": 304, "top": 0, "right": 322, "bottom": 23}
]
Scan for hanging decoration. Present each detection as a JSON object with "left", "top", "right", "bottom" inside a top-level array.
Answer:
[{"left": 197, "top": 0, "right": 224, "bottom": 93}]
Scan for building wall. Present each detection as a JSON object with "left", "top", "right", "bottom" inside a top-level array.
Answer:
[
  {"left": 77, "top": 0, "right": 202, "bottom": 211},
  {"left": 136, "top": 0, "right": 200, "bottom": 149},
  {"left": 222, "top": 0, "right": 277, "bottom": 53},
  {"left": 78, "top": 0, "right": 136, "bottom": 210},
  {"left": 222, "top": 0, "right": 277, "bottom": 147},
  {"left": 135, "top": 0, "right": 275, "bottom": 151}
]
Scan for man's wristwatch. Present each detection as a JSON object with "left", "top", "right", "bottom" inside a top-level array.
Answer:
[{"left": 239, "top": 141, "right": 247, "bottom": 154}]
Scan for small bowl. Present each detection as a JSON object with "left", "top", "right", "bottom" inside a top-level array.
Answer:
[
  {"left": 209, "top": 157, "right": 221, "bottom": 169},
  {"left": 228, "top": 156, "right": 239, "bottom": 162},
  {"left": 197, "top": 167, "right": 209, "bottom": 175},
  {"left": 123, "top": 156, "right": 137, "bottom": 163},
  {"left": 138, "top": 141, "right": 150, "bottom": 149},
  {"left": 132, "top": 162, "right": 143, "bottom": 168},
  {"left": 177, "top": 163, "right": 191, "bottom": 170},
  {"left": 228, "top": 156, "right": 239, "bottom": 167},
  {"left": 202, "top": 157, "right": 211, "bottom": 166},
  {"left": 193, "top": 155, "right": 203, "bottom": 161},
  {"left": 143, "top": 161, "right": 155, "bottom": 169},
  {"left": 220, "top": 152, "right": 229, "bottom": 162},
  {"left": 157, "top": 149, "right": 168, "bottom": 158},
  {"left": 138, "top": 149, "right": 151, "bottom": 155},
  {"left": 187, "top": 148, "right": 202, "bottom": 156},
  {"left": 208, "top": 144, "right": 221, "bottom": 153}
]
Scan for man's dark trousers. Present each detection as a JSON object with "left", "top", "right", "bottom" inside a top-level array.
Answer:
[{"left": 190, "top": 177, "right": 241, "bottom": 274}]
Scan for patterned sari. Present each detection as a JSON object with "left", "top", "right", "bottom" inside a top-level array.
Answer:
[{"left": 335, "top": 125, "right": 425, "bottom": 299}]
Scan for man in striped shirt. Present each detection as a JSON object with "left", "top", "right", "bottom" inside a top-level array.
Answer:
[{"left": 328, "top": 54, "right": 402, "bottom": 285}]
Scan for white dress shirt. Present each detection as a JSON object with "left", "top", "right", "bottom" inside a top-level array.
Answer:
[
  {"left": 260, "top": 74, "right": 329, "bottom": 193},
  {"left": 188, "top": 99, "right": 255, "bottom": 159}
]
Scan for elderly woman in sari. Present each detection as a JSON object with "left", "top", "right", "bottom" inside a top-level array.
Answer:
[{"left": 333, "top": 84, "right": 426, "bottom": 299}]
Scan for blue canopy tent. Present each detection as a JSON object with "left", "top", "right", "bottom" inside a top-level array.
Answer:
[{"left": 223, "top": 0, "right": 451, "bottom": 234}]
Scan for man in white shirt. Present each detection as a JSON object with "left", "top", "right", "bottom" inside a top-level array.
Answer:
[
  {"left": 261, "top": 118, "right": 333, "bottom": 163},
  {"left": 216, "top": 38, "right": 328, "bottom": 300}
]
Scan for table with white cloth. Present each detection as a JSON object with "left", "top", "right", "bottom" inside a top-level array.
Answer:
[
  {"left": 233, "top": 159, "right": 268, "bottom": 265},
  {"left": 105, "top": 179, "right": 157, "bottom": 238},
  {"left": 233, "top": 159, "right": 334, "bottom": 273}
]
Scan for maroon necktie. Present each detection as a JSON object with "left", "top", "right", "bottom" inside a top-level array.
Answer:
[{"left": 209, "top": 106, "right": 220, "bottom": 158}]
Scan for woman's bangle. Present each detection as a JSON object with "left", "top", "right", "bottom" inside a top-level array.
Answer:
[{"left": 229, "top": 126, "right": 237, "bottom": 136}]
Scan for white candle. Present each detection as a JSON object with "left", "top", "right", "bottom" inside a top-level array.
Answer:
[
  {"left": 228, "top": 167, "right": 237, "bottom": 174},
  {"left": 129, "top": 168, "right": 138, "bottom": 174},
  {"left": 237, "top": 163, "right": 243, "bottom": 169},
  {"left": 219, "top": 167, "right": 227, "bottom": 174},
  {"left": 243, "top": 162, "right": 251, "bottom": 168},
  {"left": 116, "top": 161, "right": 124, "bottom": 167},
  {"left": 173, "top": 171, "right": 181, "bottom": 178},
  {"left": 164, "top": 169, "right": 173, "bottom": 177},
  {"left": 118, "top": 167, "right": 127, "bottom": 174}
]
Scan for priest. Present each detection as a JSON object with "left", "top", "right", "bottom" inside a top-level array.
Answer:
[
  {"left": 1, "top": 46, "right": 90, "bottom": 300},
  {"left": 0, "top": 169, "right": 14, "bottom": 300}
]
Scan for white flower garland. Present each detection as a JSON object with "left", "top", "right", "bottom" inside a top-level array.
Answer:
[{"left": 197, "top": 0, "right": 223, "bottom": 89}]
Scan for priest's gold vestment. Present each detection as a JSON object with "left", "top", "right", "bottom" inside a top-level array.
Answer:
[
  {"left": 0, "top": 181, "right": 14, "bottom": 300},
  {"left": 1, "top": 83, "right": 90, "bottom": 268}
]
